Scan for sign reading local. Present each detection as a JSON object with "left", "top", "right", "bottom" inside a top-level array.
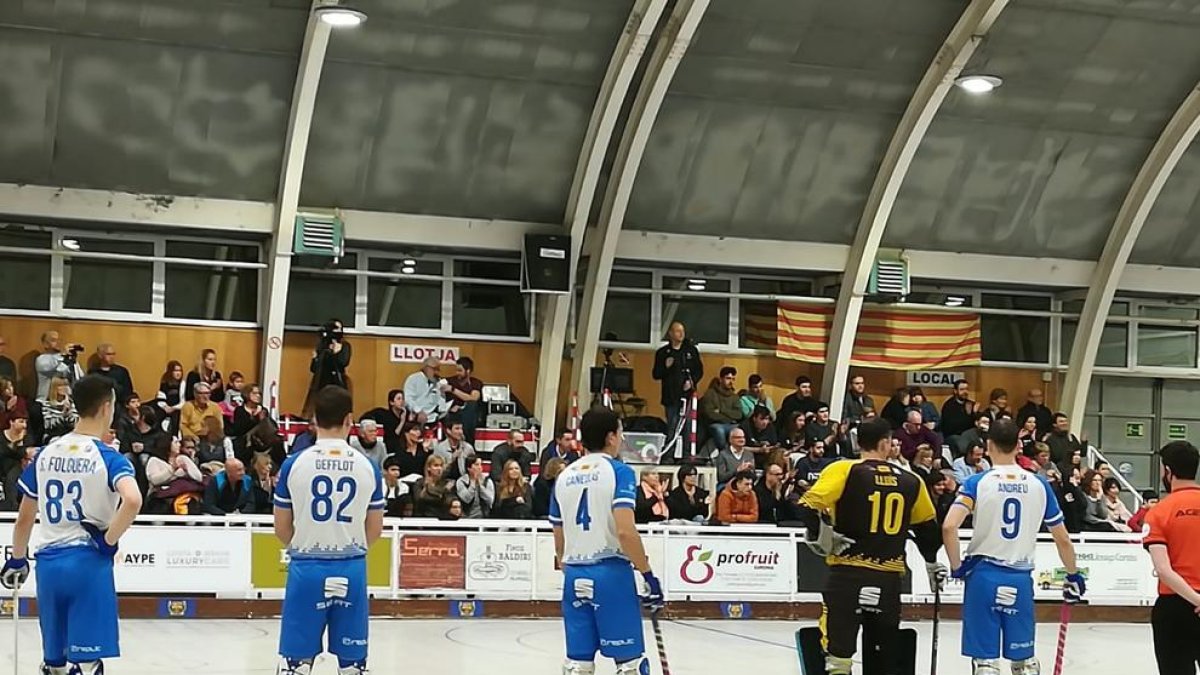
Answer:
[
  {"left": 389, "top": 343, "right": 460, "bottom": 364},
  {"left": 905, "top": 371, "right": 966, "bottom": 388}
]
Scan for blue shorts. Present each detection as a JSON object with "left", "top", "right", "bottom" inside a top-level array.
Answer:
[
  {"left": 279, "top": 557, "right": 369, "bottom": 664},
  {"left": 35, "top": 546, "right": 120, "bottom": 664},
  {"left": 562, "top": 558, "right": 644, "bottom": 663},
  {"left": 961, "top": 559, "right": 1036, "bottom": 661}
]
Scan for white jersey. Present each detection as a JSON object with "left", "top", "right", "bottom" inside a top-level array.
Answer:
[
  {"left": 274, "top": 439, "right": 384, "bottom": 560},
  {"left": 17, "top": 433, "right": 135, "bottom": 554},
  {"left": 956, "top": 465, "right": 1064, "bottom": 570},
  {"left": 549, "top": 453, "right": 637, "bottom": 566}
]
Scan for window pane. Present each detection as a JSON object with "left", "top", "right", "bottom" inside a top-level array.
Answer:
[
  {"left": 1063, "top": 300, "right": 1128, "bottom": 316},
  {"left": 454, "top": 260, "right": 520, "bottom": 281},
  {"left": 1062, "top": 321, "right": 1127, "bottom": 367},
  {"left": 165, "top": 241, "right": 259, "bottom": 261},
  {"left": 367, "top": 278, "right": 442, "bottom": 329},
  {"left": 981, "top": 315, "right": 1049, "bottom": 363},
  {"left": 609, "top": 270, "right": 653, "bottom": 288},
  {"left": 63, "top": 239, "right": 153, "bottom": 313},
  {"left": 164, "top": 242, "right": 259, "bottom": 322},
  {"left": 368, "top": 257, "right": 442, "bottom": 276},
  {"left": 1137, "top": 326, "right": 1198, "bottom": 368},
  {"left": 0, "top": 252, "right": 50, "bottom": 310},
  {"left": 453, "top": 284, "right": 529, "bottom": 336},
  {"left": 287, "top": 273, "right": 356, "bottom": 327},
  {"left": 663, "top": 276, "right": 731, "bottom": 293},
  {"left": 906, "top": 291, "right": 972, "bottom": 307},
  {"left": 661, "top": 295, "right": 729, "bottom": 344},
  {"left": 1139, "top": 306, "right": 1199, "bottom": 320},
  {"left": 981, "top": 294, "right": 1051, "bottom": 311},
  {"left": 740, "top": 278, "right": 811, "bottom": 296},
  {"left": 739, "top": 301, "right": 777, "bottom": 349},
  {"left": 0, "top": 227, "right": 51, "bottom": 249},
  {"left": 600, "top": 292, "right": 651, "bottom": 343}
]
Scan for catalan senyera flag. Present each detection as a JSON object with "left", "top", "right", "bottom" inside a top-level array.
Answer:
[
  {"left": 776, "top": 303, "right": 982, "bottom": 369},
  {"left": 742, "top": 302, "right": 778, "bottom": 351}
]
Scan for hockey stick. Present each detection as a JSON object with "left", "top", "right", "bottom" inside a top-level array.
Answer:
[
  {"left": 1053, "top": 602, "right": 1072, "bottom": 675},
  {"left": 930, "top": 586, "right": 940, "bottom": 675},
  {"left": 11, "top": 587, "right": 18, "bottom": 675},
  {"left": 650, "top": 613, "right": 672, "bottom": 675}
]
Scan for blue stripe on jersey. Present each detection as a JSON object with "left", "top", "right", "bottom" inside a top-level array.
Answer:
[{"left": 548, "top": 515, "right": 563, "bottom": 525}]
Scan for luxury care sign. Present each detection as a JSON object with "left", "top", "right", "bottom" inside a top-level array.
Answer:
[
  {"left": 389, "top": 344, "right": 460, "bottom": 364},
  {"left": 906, "top": 371, "right": 965, "bottom": 388}
]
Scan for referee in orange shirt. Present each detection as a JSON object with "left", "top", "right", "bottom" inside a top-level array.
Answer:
[{"left": 1144, "top": 440, "right": 1200, "bottom": 674}]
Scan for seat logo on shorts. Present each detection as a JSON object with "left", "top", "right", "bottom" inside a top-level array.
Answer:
[
  {"left": 325, "top": 577, "right": 350, "bottom": 599},
  {"left": 574, "top": 578, "right": 595, "bottom": 602},
  {"left": 859, "top": 587, "right": 882, "bottom": 607},
  {"left": 995, "top": 586, "right": 1018, "bottom": 607}
]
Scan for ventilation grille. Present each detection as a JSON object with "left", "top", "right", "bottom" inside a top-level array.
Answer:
[
  {"left": 868, "top": 257, "right": 909, "bottom": 297},
  {"left": 293, "top": 214, "right": 344, "bottom": 259}
]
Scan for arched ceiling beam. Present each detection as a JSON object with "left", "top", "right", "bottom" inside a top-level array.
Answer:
[
  {"left": 1061, "top": 82, "right": 1200, "bottom": 426},
  {"left": 531, "top": 0, "right": 667, "bottom": 429},
  {"left": 570, "top": 0, "right": 711, "bottom": 404},
  {"left": 821, "top": 0, "right": 1009, "bottom": 419}
]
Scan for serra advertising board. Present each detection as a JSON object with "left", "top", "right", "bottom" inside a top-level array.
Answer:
[
  {"left": 665, "top": 537, "right": 794, "bottom": 597},
  {"left": 398, "top": 534, "right": 466, "bottom": 591}
]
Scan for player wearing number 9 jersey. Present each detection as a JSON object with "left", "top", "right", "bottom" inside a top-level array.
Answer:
[
  {"left": 0, "top": 375, "right": 143, "bottom": 675},
  {"left": 942, "top": 418, "right": 1084, "bottom": 675},
  {"left": 273, "top": 386, "right": 385, "bottom": 675}
]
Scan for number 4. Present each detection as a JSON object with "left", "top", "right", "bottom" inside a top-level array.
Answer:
[{"left": 576, "top": 488, "right": 592, "bottom": 531}]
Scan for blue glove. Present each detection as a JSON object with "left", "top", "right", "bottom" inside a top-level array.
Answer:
[
  {"left": 641, "top": 571, "right": 664, "bottom": 614},
  {"left": 0, "top": 558, "right": 29, "bottom": 590},
  {"left": 950, "top": 556, "right": 981, "bottom": 580},
  {"left": 1063, "top": 572, "right": 1086, "bottom": 603},
  {"left": 81, "top": 522, "right": 119, "bottom": 559}
]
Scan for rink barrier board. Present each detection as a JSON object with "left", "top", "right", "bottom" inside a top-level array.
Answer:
[{"left": 0, "top": 515, "right": 1158, "bottom": 606}]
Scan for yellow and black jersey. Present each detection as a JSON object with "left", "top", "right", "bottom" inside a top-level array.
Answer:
[{"left": 799, "top": 459, "right": 936, "bottom": 573}]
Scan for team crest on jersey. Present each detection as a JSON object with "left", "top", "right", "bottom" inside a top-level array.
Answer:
[
  {"left": 876, "top": 465, "right": 892, "bottom": 473},
  {"left": 326, "top": 448, "right": 343, "bottom": 457},
  {"left": 66, "top": 444, "right": 83, "bottom": 454}
]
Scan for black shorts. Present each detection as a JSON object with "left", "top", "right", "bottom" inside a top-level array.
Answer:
[
  {"left": 821, "top": 565, "right": 902, "bottom": 667},
  {"left": 1152, "top": 594, "right": 1200, "bottom": 675}
]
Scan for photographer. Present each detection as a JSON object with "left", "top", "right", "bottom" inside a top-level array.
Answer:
[
  {"left": 310, "top": 318, "right": 351, "bottom": 390},
  {"left": 653, "top": 321, "right": 703, "bottom": 442},
  {"left": 34, "top": 331, "right": 83, "bottom": 399}
]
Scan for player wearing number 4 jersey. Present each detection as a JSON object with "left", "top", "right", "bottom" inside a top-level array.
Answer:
[
  {"left": 0, "top": 375, "right": 143, "bottom": 675},
  {"left": 942, "top": 418, "right": 1085, "bottom": 675},
  {"left": 273, "top": 386, "right": 385, "bottom": 675},
  {"left": 551, "top": 408, "right": 663, "bottom": 675}
]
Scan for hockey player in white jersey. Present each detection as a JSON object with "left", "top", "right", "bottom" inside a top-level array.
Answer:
[
  {"left": 274, "top": 385, "right": 385, "bottom": 675},
  {"left": 942, "top": 418, "right": 1086, "bottom": 675},
  {"left": 550, "top": 407, "right": 664, "bottom": 675},
  {"left": 1, "top": 375, "right": 143, "bottom": 675}
]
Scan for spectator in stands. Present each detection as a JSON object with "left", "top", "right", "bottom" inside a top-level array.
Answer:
[
  {"left": 120, "top": 404, "right": 161, "bottom": 465},
  {"left": 392, "top": 421, "right": 430, "bottom": 479},
  {"left": 1032, "top": 442, "right": 1055, "bottom": 478},
  {"left": 180, "top": 382, "right": 223, "bottom": 442},
  {"left": 714, "top": 427, "right": 755, "bottom": 488},
  {"left": 985, "top": 388, "right": 1010, "bottom": 419},
  {"left": 0, "top": 377, "right": 27, "bottom": 432},
  {"left": 0, "top": 438, "right": 32, "bottom": 512},
  {"left": 1017, "top": 389, "right": 1053, "bottom": 437},
  {"left": 0, "top": 413, "right": 28, "bottom": 482},
  {"left": 906, "top": 388, "right": 939, "bottom": 430},
  {"left": 842, "top": 375, "right": 875, "bottom": 424},
  {"left": 492, "top": 459, "right": 533, "bottom": 519},
  {"left": 780, "top": 410, "right": 808, "bottom": 449},
  {"left": 0, "top": 336, "right": 14, "bottom": 382},
  {"left": 309, "top": 318, "right": 351, "bottom": 392},
  {"left": 381, "top": 457, "right": 409, "bottom": 518},
  {"left": 701, "top": 366, "right": 742, "bottom": 451},
  {"left": 952, "top": 412, "right": 991, "bottom": 458},
  {"left": 793, "top": 439, "right": 836, "bottom": 491},
  {"left": 249, "top": 453, "right": 276, "bottom": 514},
  {"left": 156, "top": 360, "right": 185, "bottom": 433},
  {"left": 778, "top": 376, "right": 819, "bottom": 421},
  {"left": 455, "top": 455, "right": 494, "bottom": 519},
  {"left": 39, "top": 376, "right": 77, "bottom": 441},
  {"left": 1082, "top": 469, "right": 1129, "bottom": 532},
  {"left": 929, "top": 472, "right": 959, "bottom": 523},
  {"left": 349, "top": 419, "right": 387, "bottom": 467},
  {"left": 715, "top": 471, "right": 759, "bottom": 524},
  {"left": 804, "top": 404, "right": 837, "bottom": 449},
  {"left": 1054, "top": 467, "right": 1087, "bottom": 533},
  {"left": 539, "top": 428, "right": 579, "bottom": 474},
  {"left": 1094, "top": 459, "right": 1113, "bottom": 479},
  {"left": 634, "top": 471, "right": 670, "bottom": 524},
  {"left": 35, "top": 331, "right": 82, "bottom": 399},
  {"left": 939, "top": 379, "right": 976, "bottom": 441},
  {"left": 533, "top": 457, "right": 564, "bottom": 518},
  {"left": 754, "top": 462, "right": 787, "bottom": 524},
  {"left": 224, "top": 371, "right": 246, "bottom": 410},
  {"left": 896, "top": 410, "right": 942, "bottom": 462},
  {"left": 653, "top": 320, "right": 704, "bottom": 442},
  {"left": 445, "top": 356, "right": 483, "bottom": 441},
  {"left": 1017, "top": 414, "right": 1039, "bottom": 455},
  {"left": 431, "top": 417, "right": 475, "bottom": 481},
  {"left": 404, "top": 356, "right": 452, "bottom": 425},
  {"left": 411, "top": 455, "right": 451, "bottom": 518},
  {"left": 202, "top": 458, "right": 252, "bottom": 515},
  {"left": 1045, "top": 412, "right": 1085, "bottom": 465},
  {"left": 666, "top": 465, "right": 710, "bottom": 523},
  {"left": 290, "top": 421, "right": 317, "bottom": 456},
  {"left": 444, "top": 499, "right": 463, "bottom": 521},
  {"left": 1103, "top": 477, "right": 1133, "bottom": 526},
  {"left": 1127, "top": 491, "right": 1159, "bottom": 532},
  {"left": 195, "top": 416, "right": 233, "bottom": 466},
  {"left": 952, "top": 440, "right": 991, "bottom": 482},
  {"left": 911, "top": 444, "right": 936, "bottom": 482},
  {"left": 741, "top": 406, "right": 779, "bottom": 468},
  {"left": 228, "top": 384, "right": 272, "bottom": 458},
  {"left": 739, "top": 374, "right": 775, "bottom": 421},
  {"left": 368, "top": 389, "right": 418, "bottom": 453},
  {"left": 115, "top": 393, "right": 140, "bottom": 438},
  {"left": 489, "top": 429, "right": 533, "bottom": 482},
  {"left": 145, "top": 435, "right": 203, "bottom": 491},
  {"left": 185, "top": 349, "right": 225, "bottom": 403},
  {"left": 88, "top": 343, "right": 133, "bottom": 403},
  {"left": 879, "top": 388, "right": 910, "bottom": 431}
]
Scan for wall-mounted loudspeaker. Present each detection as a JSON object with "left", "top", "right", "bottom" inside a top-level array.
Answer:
[{"left": 521, "top": 234, "right": 571, "bottom": 294}]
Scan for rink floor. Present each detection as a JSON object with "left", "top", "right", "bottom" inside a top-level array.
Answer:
[{"left": 0, "top": 618, "right": 1154, "bottom": 674}]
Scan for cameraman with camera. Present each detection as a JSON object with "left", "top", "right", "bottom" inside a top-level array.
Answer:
[
  {"left": 310, "top": 318, "right": 352, "bottom": 390},
  {"left": 34, "top": 331, "right": 83, "bottom": 399}
]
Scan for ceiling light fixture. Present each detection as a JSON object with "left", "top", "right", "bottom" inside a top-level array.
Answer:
[
  {"left": 954, "top": 74, "right": 1003, "bottom": 94},
  {"left": 401, "top": 266, "right": 415, "bottom": 275},
  {"left": 61, "top": 238, "right": 80, "bottom": 251},
  {"left": 687, "top": 283, "right": 706, "bottom": 291},
  {"left": 403, "top": 258, "right": 416, "bottom": 266},
  {"left": 315, "top": 4, "right": 368, "bottom": 27},
  {"left": 945, "top": 295, "right": 966, "bottom": 307}
]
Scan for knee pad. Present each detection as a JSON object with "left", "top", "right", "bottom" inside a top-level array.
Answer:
[
  {"left": 562, "top": 660, "right": 595, "bottom": 675},
  {"left": 972, "top": 658, "right": 1002, "bottom": 675},
  {"left": 825, "top": 655, "right": 853, "bottom": 675},
  {"left": 1010, "top": 658, "right": 1041, "bottom": 675},
  {"left": 614, "top": 657, "right": 649, "bottom": 675},
  {"left": 277, "top": 659, "right": 313, "bottom": 675},
  {"left": 66, "top": 663, "right": 103, "bottom": 675},
  {"left": 338, "top": 662, "right": 368, "bottom": 675}
]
